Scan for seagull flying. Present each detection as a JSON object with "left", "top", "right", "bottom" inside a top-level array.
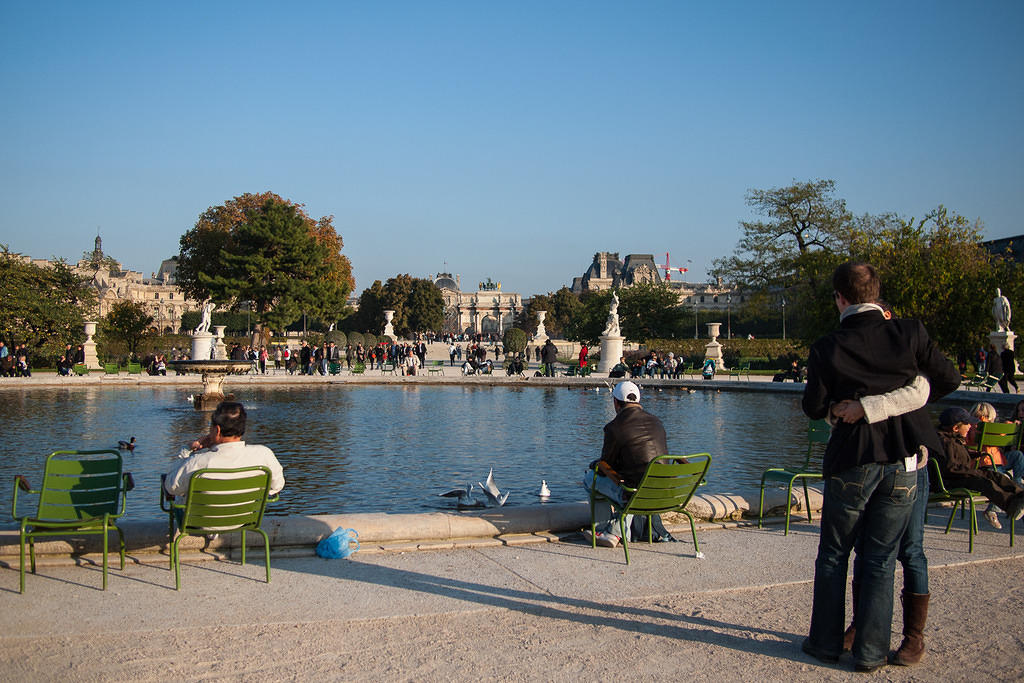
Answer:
[{"left": 478, "top": 468, "right": 511, "bottom": 507}]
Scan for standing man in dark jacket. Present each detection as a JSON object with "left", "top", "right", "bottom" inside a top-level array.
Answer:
[
  {"left": 582, "top": 381, "right": 669, "bottom": 548},
  {"left": 999, "top": 344, "right": 1018, "bottom": 393},
  {"left": 801, "top": 262, "right": 959, "bottom": 672},
  {"left": 541, "top": 339, "right": 558, "bottom": 377}
]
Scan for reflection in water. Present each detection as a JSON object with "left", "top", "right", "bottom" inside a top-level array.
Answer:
[{"left": 2, "top": 385, "right": 826, "bottom": 526}]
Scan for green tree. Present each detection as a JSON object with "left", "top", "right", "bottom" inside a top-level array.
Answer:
[
  {"left": 404, "top": 278, "right": 444, "bottom": 335},
  {"left": 517, "top": 287, "right": 580, "bottom": 338},
  {"left": 101, "top": 300, "right": 153, "bottom": 355},
  {"left": 0, "top": 247, "right": 97, "bottom": 359},
  {"left": 503, "top": 327, "right": 528, "bottom": 354},
  {"left": 619, "top": 283, "right": 687, "bottom": 342},
  {"left": 176, "top": 192, "right": 354, "bottom": 334},
  {"left": 857, "top": 206, "right": 1019, "bottom": 357},
  {"left": 564, "top": 290, "right": 614, "bottom": 345},
  {"left": 349, "top": 280, "right": 386, "bottom": 334}
]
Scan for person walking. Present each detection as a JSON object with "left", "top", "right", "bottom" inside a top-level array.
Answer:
[{"left": 999, "top": 344, "right": 1018, "bottom": 393}]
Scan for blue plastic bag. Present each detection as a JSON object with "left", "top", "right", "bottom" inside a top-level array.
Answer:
[{"left": 316, "top": 527, "right": 359, "bottom": 559}]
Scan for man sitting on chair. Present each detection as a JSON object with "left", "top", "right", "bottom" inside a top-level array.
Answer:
[
  {"left": 582, "top": 381, "right": 672, "bottom": 548},
  {"left": 165, "top": 402, "right": 285, "bottom": 506}
]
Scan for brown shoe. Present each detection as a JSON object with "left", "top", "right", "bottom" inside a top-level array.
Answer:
[{"left": 892, "top": 592, "right": 929, "bottom": 666}]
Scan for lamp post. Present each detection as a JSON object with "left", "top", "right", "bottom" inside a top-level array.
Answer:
[
  {"left": 781, "top": 296, "right": 787, "bottom": 340},
  {"left": 693, "top": 300, "right": 699, "bottom": 339},
  {"left": 727, "top": 293, "right": 732, "bottom": 340}
]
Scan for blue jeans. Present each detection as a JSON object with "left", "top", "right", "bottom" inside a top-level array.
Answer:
[
  {"left": 853, "top": 465, "right": 930, "bottom": 597},
  {"left": 808, "top": 462, "right": 917, "bottom": 668},
  {"left": 582, "top": 469, "right": 633, "bottom": 539}
]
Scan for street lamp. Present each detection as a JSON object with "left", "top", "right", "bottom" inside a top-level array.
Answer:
[
  {"left": 727, "top": 293, "right": 732, "bottom": 340},
  {"left": 781, "top": 296, "right": 787, "bottom": 340},
  {"left": 693, "top": 300, "right": 699, "bottom": 339}
]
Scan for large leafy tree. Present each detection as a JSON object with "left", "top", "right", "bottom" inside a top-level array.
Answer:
[
  {"left": 0, "top": 247, "right": 96, "bottom": 358},
  {"left": 564, "top": 290, "right": 614, "bottom": 345},
  {"left": 101, "top": 300, "right": 153, "bottom": 355},
  {"left": 349, "top": 275, "right": 443, "bottom": 337},
  {"left": 619, "top": 283, "right": 687, "bottom": 342},
  {"left": 176, "top": 192, "right": 354, "bottom": 333},
  {"left": 517, "top": 286, "right": 581, "bottom": 338},
  {"left": 855, "top": 206, "right": 1024, "bottom": 357}
]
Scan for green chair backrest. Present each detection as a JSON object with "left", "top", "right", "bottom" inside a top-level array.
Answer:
[
  {"left": 800, "top": 419, "right": 831, "bottom": 468},
  {"left": 127, "top": 362, "right": 142, "bottom": 374},
  {"left": 35, "top": 450, "right": 124, "bottom": 521},
  {"left": 181, "top": 467, "right": 271, "bottom": 534},
  {"left": 978, "top": 421, "right": 1021, "bottom": 452},
  {"left": 623, "top": 454, "right": 711, "bottom": 517}
]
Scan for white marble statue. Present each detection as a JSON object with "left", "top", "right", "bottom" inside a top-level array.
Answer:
[
  {"left": 993, "top": 288, "right": 1012, "bottom": 332},
  {"left": 193, "top": 302, "right": 215, "bottom": 335},
  {"left": 602, "top": 292, "right": 621, "bottom": 337}
]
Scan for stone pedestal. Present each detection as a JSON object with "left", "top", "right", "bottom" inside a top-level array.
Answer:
[
  {"left": 704, "top": 322, "right": 725, "bottom": 370},
  {"left": 82, "top": 321, "right": 102, "bottom": 369},
  {"left": 212, "top": 326, "right": 227, "bottom": 360},
  {"left": 990, "top": 330, "right": 1018, "bottom": 377},
  {"left": 191, "top": 333, "right": 216, "bottom": 363},
  {"left": 533, "top": 311, "right": 548, "bottom": 342},
  {"left": 598, "top": 335, "right": 624, "bottom": 374},
  {"left": 383, "top": 310, "right": 396, "bottom": 340}
]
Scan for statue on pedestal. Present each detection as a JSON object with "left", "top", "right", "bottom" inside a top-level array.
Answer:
[
  {"left": 194, "top": 302, "right": 215, "bottom": 335},
  {"left": 602, "top": 292, "right": 621, "bottom": 338},
  {"left": 993, "top": 288, "right": 1012, "bottom": 332}
]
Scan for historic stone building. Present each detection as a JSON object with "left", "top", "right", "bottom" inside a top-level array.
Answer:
[
  {"left": 26, "top": 235, "right": 200, "bottom": 334},
  {"left": 434, "top": 273, "right": 524, "bottom": 337},
  {"left": 571, "top": 251, "right": 742, "bottom": 312}
]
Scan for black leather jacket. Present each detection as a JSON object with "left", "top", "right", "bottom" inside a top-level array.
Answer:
[{"left": 601, "top": 404, "right": 668, "bottom": 487}]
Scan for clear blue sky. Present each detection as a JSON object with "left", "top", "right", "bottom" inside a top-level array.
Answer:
[{"left": 2, "top": 1, "right": 1021, "bottom": 296}]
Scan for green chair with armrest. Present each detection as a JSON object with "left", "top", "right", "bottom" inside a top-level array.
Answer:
[
  {"left": 758, "top": 418, "right": 830, "bottom": 535},
  {"left": 975, "top": 420, "right": 1021, "bottom": 547},
  {"left": 588, "top": 454, "right": 711, "bottom": 565},
  {"left": 160, "top": 466, "right": 277, "bottom": 590},
  {"left": 927, "top": 457, "right": 980, "bottom": 553},
  {"left": 12, "top": 449, "right": 134, "bottom": 593}
]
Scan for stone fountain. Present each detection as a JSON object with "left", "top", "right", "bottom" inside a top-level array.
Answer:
[{"left": 168, "top": 303, "right": 251, "bottom": 410}]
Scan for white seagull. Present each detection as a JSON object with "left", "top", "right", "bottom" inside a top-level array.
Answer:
[
  {"left": 539, "top": 481, "right": 551, "bottom": 499},
  {"left": 478, "top": 468, "right": 511, "bottom": 507},
  {"left": 438, "top": 483, "right": 482, "bottom": 508}
]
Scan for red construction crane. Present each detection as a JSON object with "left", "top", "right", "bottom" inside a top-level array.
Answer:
[{"left": 659, "top": 252, "right": 688, "bottom": 281}]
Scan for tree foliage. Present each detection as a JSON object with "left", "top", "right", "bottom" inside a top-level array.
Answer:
[
  {"left": 503, "top": 327, "right": 528, "bottom": 354},
  {"left": 176, "top": 192, "right": 354, "bottom": 332},
  {"left": 517, "top": 286, "right": 581, "bottom": 338},
  {"left": 564, "top": 290, "right": 614, "bottom": 345},
  {"left": 619, "top": 283, "right": 687, "bottom": 343},
  {"left": 348, "top": 275, "right": 443, "bottom": 337},
  {"left": 101, "top": 300, "right": 153, "bottom": 354},
  {"left": 0, "top": 247, "right": 96, "bottom": 358}
]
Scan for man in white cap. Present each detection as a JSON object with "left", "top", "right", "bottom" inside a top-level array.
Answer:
[{"left": 582, "top": 380, "right": 669, "bottom": 547}]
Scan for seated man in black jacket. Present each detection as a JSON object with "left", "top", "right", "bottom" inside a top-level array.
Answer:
[{"left": 582, "top": 381, "right": 671, "bottom": 548}]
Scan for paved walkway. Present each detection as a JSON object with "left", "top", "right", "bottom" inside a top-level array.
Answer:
[{"left": 2, "top": 514, "right": 1022, "bottom": 680}]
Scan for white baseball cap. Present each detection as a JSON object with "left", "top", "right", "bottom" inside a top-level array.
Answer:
[{"left": 612, "top": 381, "right": 641, "bottom": 403}]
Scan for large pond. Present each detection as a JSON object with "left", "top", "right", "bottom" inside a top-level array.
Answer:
[{"left": 0, "top": 384, "right": 944, "bottom": 527}]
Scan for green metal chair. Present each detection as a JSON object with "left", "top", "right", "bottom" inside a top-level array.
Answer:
[
  {"left": 588, "top": 454, "right": 711, "bottom": 565},
  {"left": 127, "top": 362, "right": 143, "bottom": 375},
  {"left": 927, "top": 457, "right": 980, "bottom": 553},
  {"left": 328, "top": 361, "right": 342, "bottom": 375},
  {"left": 758, "top": 418, "right": 830, "bottom": 535},
  {"left": 160, "top": 466, "right": 275, "bottom": 590},
  {"left": 103, "top": 363, "right": 119, "bottom": 375},
  {"left": 12, "top": 450, "right": 133, "bottom": 593},
  {"left": 976, "top": 420, "right": 1022, "bottom": 547},
  {"left": 72, "top": 363, "right": 89, "bottom": 376}
]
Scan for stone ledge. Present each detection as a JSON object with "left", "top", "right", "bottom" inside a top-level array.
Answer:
[{"left": 0, "top": 487, "right": 820, "bottom": 561}]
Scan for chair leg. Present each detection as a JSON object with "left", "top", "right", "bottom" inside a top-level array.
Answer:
[
  {"left": 944, "top": 504, "right": 956, "bottom": 534},
  {"left": 801, "top": 479, "right": 813, "bottom": 523},
  {"left": 172, "top": 536, "right": 183, "bottom": 590},
  {"left": 241, "top": 529, "right": 247, "bottom": 566},
  {"left": 684, "top": 510, "right": 701, "bottom": 557},
  {"left": 102, "top": 521, "right": 109, "bottom": 590},
  {"left": 757, "top": 478, "right": 768, "bottom": 529},
  {"left": 19, "top": 531, "right": 26, "bottom": 594},
  {"left": 258, "top": 529, "right": 271, "bottom": 583},
  {"left": 589, "top": 494, "right": 598, "bottom": 548},
  {"left": 784, "top": 481, "right": 796, "bottom": 535},
  {"left": 619, "top": 515, "right": 630, "bottom": 565},
  {"left": 968, "top": 499, "right": 976, "bottom": 553}
]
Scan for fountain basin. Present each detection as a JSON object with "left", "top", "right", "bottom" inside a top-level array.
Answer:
[{"left": 168, "top": 360, "right": 253, "bottom": 410}]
